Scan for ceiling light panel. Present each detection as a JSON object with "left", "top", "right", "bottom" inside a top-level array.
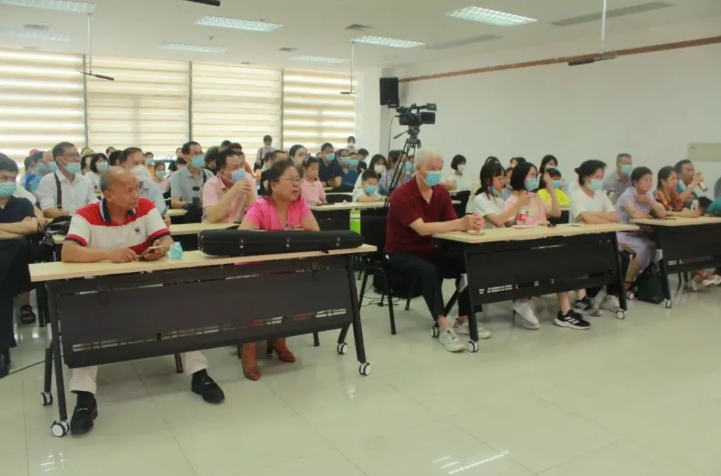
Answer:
[
  {"left": 0, "top": 0, "right": 96, "bottom": 13},
  {"left": 195, "top": 16, "right": 282, "bottom": 32},
  {"left": 158, "top": 42, "right": 227, "bottom": 53},
  {"left": 0, "top": 28, "right": 74, "bottom": 41},
  {"left": 291, "top": 55, "right": 347, "bottom": 64},
  {"left": 352, "top": 36, "right": 424, "bottom": 48},
  {"left": 446, "top": 6, "right": 537, "bottom": 26}
]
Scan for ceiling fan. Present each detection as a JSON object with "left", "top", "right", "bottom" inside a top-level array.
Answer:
[
  {"left": 340, "top": 41, "right": 357, "bottom": 95},
  {"left": 80, "top": 13, "right": 114, "bottom": 81},
  {"left": 568, "top": 0, "right": 617, "bottom": 66}
]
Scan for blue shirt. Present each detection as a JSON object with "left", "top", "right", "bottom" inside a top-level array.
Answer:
[
  {"left": 341, "top": 169, "right": 358, "bottom": 188},
  {"left": 319, "top": 159, "right": 343, "bottom": 184},
  {"left": 378, "top": 170, "right": 413, "bottom": 196},
  {"left": 141, "top": 179, "right": 167, "bottom": 215}
]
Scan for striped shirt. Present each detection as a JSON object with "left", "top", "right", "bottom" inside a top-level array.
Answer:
[{"left": 65, "top": 198, "right": 169, "bottom": 254}]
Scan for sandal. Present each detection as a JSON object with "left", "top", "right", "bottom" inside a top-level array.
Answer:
[{"left": 19, "top": 305, "right": 36, "bottom": 325}]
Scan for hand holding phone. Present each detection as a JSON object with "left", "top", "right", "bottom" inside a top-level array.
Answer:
[{"left": 139, "top": 244, "right": 166, "bottom": 261}]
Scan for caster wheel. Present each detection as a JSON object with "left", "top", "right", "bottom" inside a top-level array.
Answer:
[
  {"left": 41, "top": 392, "right": 53, "bottom": 406},
  {"left": 430, "top": 327, "right": 440, "bottom": 338},
  {"left": 336, "top": 343, "right": 348, "bottom": 355},
  {"left": 51, "top": 420, "right": 69, "bottom": 438},
  {"left": 664, "top": 299, "right": 672, "bottom": 309},
  {"left": 626, "top": 291, "right": 635, "bottom": 300},
  {"left": 359, "top": 362, "right": 371, "bottom": 376},
  {"left": 467, "top": 341, "right": 479, "bottom": 353},
  {"left": 615, "top": 309, "right": 626, "bottom": 320}
]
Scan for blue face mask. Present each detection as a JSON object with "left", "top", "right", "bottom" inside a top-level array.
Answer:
[
  {"left": 364, "top": 185, "right": 378, "bottom": 196},
  {"left": 401, "top": 161, "right": 416, "bottom": 173},
  {"left": 423, "top": 171, "right": 443, "bottom": 187},
  {"left": 678, "top": 180, "right": 686, "bottom": 191},
  {"left": 231, "top": 169, "right": 246, "bottom": 183},
  {"left": 65, "top": 162, "right": 81, "bottom": 174},
  {"left": 344, "top": 158, "right": 359, "bottom": 167},
  {"left": 524, "top": 177, "right": 538, "bottom": 191},
  {"left": 326, "top": 153, "right": 336, "bottom": 162},
  {"left": 191, "top": 156, "right": 205, "bottom": 169},
  {"left": 0, "top": 182, "right": 17, "bottom": 199},
  {"left": 620, "top": 164, "right": 632, "bottom": 176},
  {"left": 49, "top": 162, "right": 58, "bottom": 173},
  {"left": 96, "top": 162, "right": 109, "bottom": 171},
  {"left": 589, "top": 178, "right": 603, "bottom": 191},
  {"left": 552, "top": 180, "right": 562, "bottom": 189},
  {"left": 146, "top": 158, "right": 154, "bottom": 166},
  {"left": 155, "top": 170, "right": 167, "bottom": 180}
]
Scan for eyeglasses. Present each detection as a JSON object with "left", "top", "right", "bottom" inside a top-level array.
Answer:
[{"left": 279, "top": 177, "right": 301, "bottom": 184}]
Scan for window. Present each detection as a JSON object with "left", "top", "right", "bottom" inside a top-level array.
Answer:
[
  {"left": 86, "top": 56, "right": 190, "bottom": 157},
  {"left": 191, "top": 62, "right": 282, "bottom": 158},
  {"left": 0, "top": 49, "right": 85, "bottom": 163},
  {"left": 282, "top": 69, "right": 356, "bottom": 154}
]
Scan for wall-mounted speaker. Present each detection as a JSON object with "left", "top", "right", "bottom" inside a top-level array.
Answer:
[{"left": 379, "top": 77, "right": 399, "bottom": 108}]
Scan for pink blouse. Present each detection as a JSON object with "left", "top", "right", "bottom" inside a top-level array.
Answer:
[
  {"left": 300, "top": 179, "right": 326, "bottom": 205},
  {"left": 505, "top": 192, "right": 547, "bottom": 226},
  {"left": 243, "top": 196, "right": 311, "bottom": 230}
]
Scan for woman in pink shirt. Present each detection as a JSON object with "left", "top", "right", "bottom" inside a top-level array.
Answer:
[
  {"left": 504, "top": 162, "right": 591, "bottom": 330},
  {"left": 238, "top": 161, "right": 321, "bottom": 380},
  {"left": 300, "top": 156, "right": 326, "bottom": 205}
]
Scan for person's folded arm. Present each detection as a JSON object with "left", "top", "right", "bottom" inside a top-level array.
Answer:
[
  {"left": 546, "top": 187, "right": 561, "bottom": 218},
  {"left": 600, "top": 211, "right": 620, "bottom": 222},
  {"left": 623, "top": 204, "right": 648, "bottom": 220},
  {"left": 169, "top": 174, "right": 186, "bottom": 209},
  {"left": 0, "top": 230, "right": 23, "bottom": 240},
  {"left": 0, "top": 218, "right": 38, "bottom": 236},
  {"left": 328, "top": 175, "right": 342, "bottom": 188},
  {"left": 203, "top": 186, "right": 237, "bottom": 224},
  {"left": 651, "top": 201, "right": 667, "bottom": 218},
  {"left": 408, "top": 217, "right": 463, "bottom": 236},
  {"left": 61, "top": 241, "right": 110, "bottom": 263},
  {"left": 578, "top": 211, "right": 613, "bottom": 224}
]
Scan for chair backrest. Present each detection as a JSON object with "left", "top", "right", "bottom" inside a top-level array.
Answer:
[
  {"left": 326, "top": 193, "right": 351, "bottom": 204},
  {"left": 453, "top": 190, "right": 471, "bottom": 217},
  {"left": 360, "top": 208, "right": 388, "bottom": 259}
]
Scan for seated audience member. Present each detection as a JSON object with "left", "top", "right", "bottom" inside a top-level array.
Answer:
[
  {"left": 22, "top": 152, "right": 43, "bottom": 190},
  {"left": 537, "top": 154, "right": 558, "bottom": 190},
  {"left": 473, "top": 162, "right": 538, "bottom": 329},
  {"left": 352, "top": 170, "right": 382, "bottom": 202},
  {"left": 537, "top": 168, "right": 569, "bottom": 207},
  {"left": 603, "top": 153, "right": 633, "bottom": 199},
  {"left": 256, "top": 135, "right": 275, "bottom": 163},
  {"left": 318, "top": 143, "right": 342, "bottom": 188},
  {"left": 203, "top": 150, "right": 257, "bottom": 224},
  {"left": 378, "top": 149, "right": 413, "bottom": 196},
  {"left": 144, "top": 151, "right": 154, "bottom": 162},
  {"left": 260, "top": 150, "right": 289, "bottom": 196},
  {"left": 111, "top": 148, "right": 167, "bottom": 216},
  {"left": 153, "top": 161, "right": 170, "bottom": 193},
  {"left": 170, "top": 141, "right": 214, "bottom": 210},
  {"left": 340, "top": 154, "right": 359, "bottom": 189},
  {"left": 80, "top": 147, "right": 94, "bottom": 175},
  {"left": 385, "top": 148, "right": 489, "bottom": 352},
  {"left": 85, "top": 154, "right": 109, "bottom": 190},
  {"left": 0, "top": 155, "right": 40, "bottom": 377},
  {"left": 238, "top": 161, "right": 320, "bottom": 379},
  {"left": 220, "top": 140, "right": 232, "bottom": 151},
  {"left": 105, "top": 146, "right": 116, "bottom": 156},
  {"left": 346, "top": 135, "right": 358, "bottom": 154},
  {"left": 506, "top": 162, "right": 590, "bottom": 329},
  {"left": 204, "top": 146, "right": 219, "bottom": 175},
  {"left": 300, "top": 157, "right": 326, "bottom": 205},
  {"left": 674, "top": 159, "right": 705, "bottom": 204},
  {"left": 357, "top": 148, "right": 369, "bottom": 171},
  {"left": 444, "top": 154, "right": 471, "bottom": 191},
  {"left": 289, "top": 144, "right": 308, "bottom": 169},
  {"left": 28, "top": 150, "right": 55, "bottom": 194},
  {"left": 37, "top": 142, "right": 98, "bottom": 218},
  {"left": 509, "top": 157, "right": 526, "bottom": 168},
  {"left": 616, "top": 167, "right": 666, "bottom": 289},
  {"left": 354, "top": 154, "right": 386, "bottom": 189},
  {"left": 570, "top": 160, "right": 622, "bottom": 314},
  {"left": 655, "top": 166, "right": 719, "bottom": 287},
  {"left": 61, "top": 167, "right": 224, "bottom": 434}
]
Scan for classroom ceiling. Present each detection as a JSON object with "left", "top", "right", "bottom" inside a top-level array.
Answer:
[{"left": 1, "top": 0, "right": 720, "bottom": 70}]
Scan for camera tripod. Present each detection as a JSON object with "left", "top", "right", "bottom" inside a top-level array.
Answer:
[{"left": 383, "top": 126, "right": 422, "bottom": 207}]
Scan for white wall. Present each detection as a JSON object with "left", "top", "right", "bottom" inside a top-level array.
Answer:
[
  {"left": 379, "top": 18, "right": 721, "bottom": 195},
  {"left": 354, "top": 67, "right": 383, "bottom": 155}
]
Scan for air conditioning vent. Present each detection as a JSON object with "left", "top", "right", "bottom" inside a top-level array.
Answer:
[
  {"left": 24, "top": 24, "right": 49, "bottom": 31},
  {"left": 427, "top": 34, "right": 501, "bottom": 50},
  {"left": 552, "top": 1, "right": 673, "bottom": 26}
]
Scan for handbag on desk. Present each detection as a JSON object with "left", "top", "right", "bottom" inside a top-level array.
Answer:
[{"left": 198, "top": 230, "right": 364, "bottom": 257}]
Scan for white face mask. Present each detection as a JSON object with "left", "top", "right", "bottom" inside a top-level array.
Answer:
[
  {"left": 374, "top": 165, "right": 386, "bottom": 174},
  {"left": 131, "top": 165, "right": 151, "bottom": 182},
  {"left": 457, "top": 164, "right": 466, "bottom": 173}
]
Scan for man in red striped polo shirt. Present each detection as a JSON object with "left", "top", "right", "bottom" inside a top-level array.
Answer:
[{"left": 62, "top": 167, "right": 225, "bottom": 436}]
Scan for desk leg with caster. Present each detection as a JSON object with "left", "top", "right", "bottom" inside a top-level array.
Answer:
[
  {"left": 461, "top": 245, "right": 479, "bottom": 352},
  {"left": 337, "top": 256, "right": 370, "bottom": 376},
  {"left": 655, "top": 231, "right": 673, "bottom": 308},
  {"left": 47, "top": 284, "right": 70, "bottom": 437},
  {"left": 611, "top": 233, "right": 628, "bottom": 319}
]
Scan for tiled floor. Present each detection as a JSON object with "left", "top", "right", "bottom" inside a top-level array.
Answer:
[{"left": 2, "top": 280, "right": 720, "bottom": 476}]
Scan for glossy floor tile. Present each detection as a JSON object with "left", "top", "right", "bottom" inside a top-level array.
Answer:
[{"left": 1, "top": 280, "right": 719, "bottom": 475}]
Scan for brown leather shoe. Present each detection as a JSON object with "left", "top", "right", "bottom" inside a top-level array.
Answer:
[
  {"left": 241, "top": 343, "right": 260, "bottom": 381},
  {"left": 268, "top": 338, "right": 296, "bottom": 363}
]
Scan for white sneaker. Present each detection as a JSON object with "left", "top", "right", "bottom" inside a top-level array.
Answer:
[
  {"left": 601, "top": 295, "right": 621, "bottom": 312},
  {"left": 702, "top": 278, "right": 715, "bottom": 288},
  {"left": 714, "top": 275, "right": 721, "bottom": 286},
  {"left": 453, "top": 320, "right": 492, "bottom": 339},
  {"left": 512, "top": 300, "right": 540, "bottom": 330},
  {"left": 439, "top": 329, "right": 466, "bottom": 352}
]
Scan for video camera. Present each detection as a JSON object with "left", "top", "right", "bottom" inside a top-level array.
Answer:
[{"left": 396, "top": 103, "right": 437, "bottom": 127}]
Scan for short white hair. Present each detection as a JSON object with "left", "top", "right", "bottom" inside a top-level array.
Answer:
[{"left": 414, "top": 147, "right": 442, "bottom": 168}]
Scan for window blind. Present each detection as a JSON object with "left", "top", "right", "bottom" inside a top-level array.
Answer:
[
  {"left": 0, "top": 49, "right": 85, "bottom": 164},
  {"left": 282, "top": 69, "right": 356, "bottom": 153},
  {"left": 86, "top": 56, "right": 190, "bottom": 157},
  {"left": 191, "top": 62, "right": 282, "bottom": 155}
]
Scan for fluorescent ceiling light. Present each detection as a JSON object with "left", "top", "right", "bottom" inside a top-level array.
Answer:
[
  {"left": 0, "top": 0, "right": 96, "bottom": 13},
  {"left": 446, "top": 6, "right": 536, "bottom": 26},
  {"left": 352, "top": 35, "right": 424, "bottom": 48},
  {"left": 195, "top": 16, "right": 282, "bottom": 32},
  {"left": 0, "top": 28, "right": 74, "bottom": 41},
  {"left": 158, "top": 42, "right": 227, "bottom": 53},
  {"left": 291, "top": 55, "right": 347, "bottom": 64}
]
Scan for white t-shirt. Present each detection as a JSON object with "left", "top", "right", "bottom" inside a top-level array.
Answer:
[
  {"left": 570, "top": 187, "right": 615, "bottom": 222},
  {"left": 352, "top": 188, "right": 382, "bottom": 202},
  {"left": 85, "top": 170, "right": 101, "bottom": 189},
  {"left": 13, "top": 184, "right": 37, "bottom": 204},
  {"left": 474, "top": 192, "right": 508, "bottom": 228},
  {"left": 446, "top": 171, "right": 472, "bottom": 191},
  {"left": 37, "top": 170, "right": 98, "bottom": 213}
]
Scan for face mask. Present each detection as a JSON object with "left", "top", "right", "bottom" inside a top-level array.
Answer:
[
  {"left": 155, "top": 170, "right": 167, "bottom": 179},
  {"left": 0, "top": 182, "right": 17, "bottom": 199},
  {"left": 524, "top": 177, "right": 538, "bottom": 191},
  {"left": 231, "top": 169, "right": 246, "bottom": 183},
  {"left": 401, "top": 161, "right": 415, "bottom": 173},
  {"left": 65, "top": 162, "right": 81, "bottom": 174},
  {"left": 374, "top": 165, "right": 386, "bottom": 175},
  {"left": 364, "top": 185, "right": 378, "bottom": 196},
  {"left": 457, "top": 164, "right": 466, "bottom": 173},
  {"left": 678, "top": 180, "right": 686, "bottom": 191},
  {"left": 326, "top": 153, "right": 336, "bottom": 162},
  {"left": 146, "top": 158, "right": 154, "bottom": 166},
  {"left": 96, "top": 162, "right": 109, "bottom": 171},
  {"left": 49, "top": 162, "right": 58, "bottom": 173},
  {"left": 191, "top": 156, "right": 205, "bottom": 169},
  {"left": 344, "top": 158, "right": 359, "bottom": 167},
  {"left": 552, "top": 180, "right": 562, "bottom": 189},
  {"left": 620, "top": 164, "right": 632, "bottom": 176},
  {"left": 423, "top": 170, "right": 443, "bottom": 187},
  {"left": 589, "top": 178, "right": 603, "bottom": 191},
  {"left": 131, "top": 165, "right": 151, "bottom": 181}
]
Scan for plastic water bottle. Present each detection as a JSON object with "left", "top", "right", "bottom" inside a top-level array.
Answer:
[
  {"left": 169, "top": 242, "right": 183, "bottom": 261},
  {"left": 518, "top": 207, "right": 529, "bottom": 225}
]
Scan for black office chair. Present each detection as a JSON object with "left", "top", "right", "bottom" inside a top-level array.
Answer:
[
  {"left": 452, "top": 190, "right": 471, "bottom": 217},
  {"left": 326, "top": 193, "right": 351, "bottom": 204}
]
